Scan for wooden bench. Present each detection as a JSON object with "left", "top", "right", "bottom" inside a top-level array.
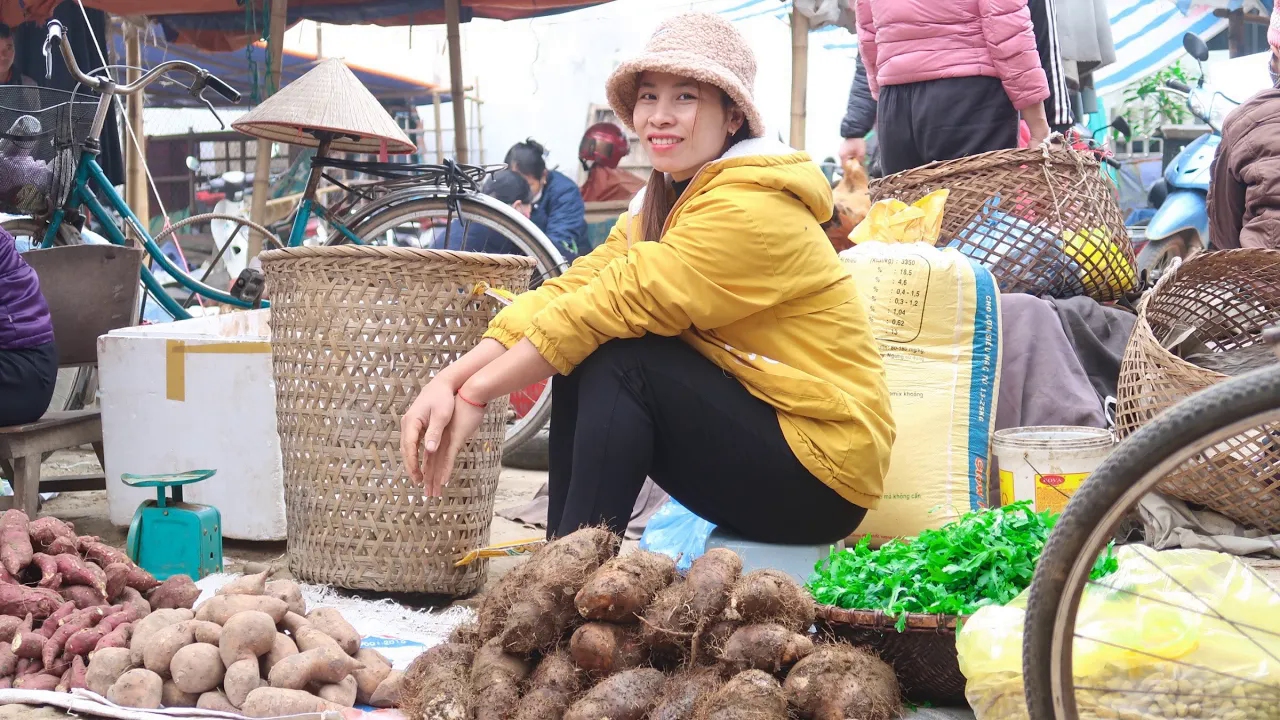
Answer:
[{"left": 0, "top": 243, "right": 143, "bottom": 516}]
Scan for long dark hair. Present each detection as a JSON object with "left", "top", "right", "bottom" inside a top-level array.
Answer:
[{"left": 637, "top": 89, "right": 750, "bottom": 244}]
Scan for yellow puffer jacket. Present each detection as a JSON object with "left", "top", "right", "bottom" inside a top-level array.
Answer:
[{"left": 484, "top": 138, "right": 895, "bottom": 509}]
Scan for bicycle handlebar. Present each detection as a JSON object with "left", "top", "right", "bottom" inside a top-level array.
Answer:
[
  {"left": 1165, "top": 79, "right": 1192, "bottom": 93},
  {"left": 45, "top": 20, "right": 240, "bottom": 103}
]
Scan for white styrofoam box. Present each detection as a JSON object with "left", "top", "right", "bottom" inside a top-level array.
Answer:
[{"left": 98, "top": 309, "right": 286, "bottom": 541}]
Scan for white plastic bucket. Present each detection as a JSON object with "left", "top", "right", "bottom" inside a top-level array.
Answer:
[{"left": 992, "top": 426, "right": 1115, "bottom": 514}]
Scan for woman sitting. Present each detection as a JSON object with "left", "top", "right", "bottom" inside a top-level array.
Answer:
[
  {"left": 0, "top": 227, "right": 57, "bottom": 426},
  {"left": 400, "top": 12, "right": 895, "bottom": 544}
]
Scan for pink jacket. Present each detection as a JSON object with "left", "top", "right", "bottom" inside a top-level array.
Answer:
[{"left": 854, "top": 0, "right": 1049, "bottom": 111}]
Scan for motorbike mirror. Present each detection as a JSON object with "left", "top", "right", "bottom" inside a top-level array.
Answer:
[
  {"left": 1183, "top": 32, "right": 1210, "bottom": 63},
  {"left": 185, "top": 156, "right": 201, "bottom": 173},
  {"left": 222, "top": 170, "right": 247, "bottom": 185},
  {"left": 1111, "top": 116, "right": 1132, "bottom": 139}
]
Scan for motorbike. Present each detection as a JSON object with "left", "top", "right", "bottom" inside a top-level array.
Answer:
[{"left": 1138, "top": 32, "right": 1247, "bottom": 281}]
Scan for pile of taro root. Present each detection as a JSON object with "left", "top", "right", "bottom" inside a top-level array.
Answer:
[
  {"left": 0, "top": 510, "right": 395, "bottom": 717},
  {"left": 399, "top": 527, "right": 903, "bottom": 720}
]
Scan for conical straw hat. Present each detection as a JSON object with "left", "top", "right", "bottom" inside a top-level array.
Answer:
[{"left": 233, "top": 59, "right": 416, "bottom": 155}]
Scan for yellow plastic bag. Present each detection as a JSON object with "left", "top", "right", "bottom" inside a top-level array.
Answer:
[
  {"left": 957, "top": 546, "right": 1280, "bottom": 719},
  {"left": 848, "top": 189, "right": 949, "bottom": 246}
]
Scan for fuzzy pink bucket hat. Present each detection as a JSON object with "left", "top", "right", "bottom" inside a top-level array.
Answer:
[
  {"left": 606, "top": 13, "right": 766, "bottom": 139},
  {"left": 1271, "top": 8, "right": 1280, "bottom": 52}
]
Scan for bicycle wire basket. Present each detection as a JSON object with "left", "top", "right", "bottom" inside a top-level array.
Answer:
[
  {"left": 869, "top": 147, "right": 1135, "bottom": 302},
  {"left": 259, "top": 244, "right": 535, "bottom": 596},
  {"left": 1117, "top": 249, "right": 1280, "bottom": 533},
  {"left": 0, "top": 86, "right": 95, "bottom": 215}
]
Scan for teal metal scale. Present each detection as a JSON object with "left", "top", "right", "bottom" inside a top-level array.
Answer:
[{"left": 123, "top": 470, "right": 223, "bottom": 581}]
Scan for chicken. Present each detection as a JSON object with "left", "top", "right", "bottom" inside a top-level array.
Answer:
[{"left": 822, "top": 158, "right": 871, "bottom": 253}]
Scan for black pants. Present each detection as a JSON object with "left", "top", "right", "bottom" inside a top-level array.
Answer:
[
  {"left": 546, "top": 335, "right": 867, "bottom": 544},
  {"left": 878, "top": 76, "right": 1020, "bottom": 175},
  {"left": 0, "top": 342, "right": 57, "bottom": 427}
]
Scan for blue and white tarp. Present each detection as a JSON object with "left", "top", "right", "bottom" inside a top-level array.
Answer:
[{"left": 1094, "top": 0, "right": 1230, "bottom": 98}]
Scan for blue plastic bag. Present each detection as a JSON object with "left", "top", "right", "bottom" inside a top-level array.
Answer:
[{"left": 639, "top": 499, "right": 716, "bottom": 572}]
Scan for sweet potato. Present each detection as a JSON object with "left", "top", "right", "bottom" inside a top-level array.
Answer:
[
  {"left": 11, "top": 631, "right": 45, "bottom": 660},
  {"left": 514, "top": 651, "right": 583, "bottom": 720},
  {"left": 0, "top": 677, "right": 11, "bottom": 689},
  {"left": 651, "top": 668, "right": 724, "bottom": 720},
  {"left": 727, "top": 570, "right": 815, "bottom": 632},
  {"left": 93, "top": 623, "right": 132, "bottom": 653},
  {"left": 59, "top": 584, "right": 107, "bottom": 610},
  {"left": 40, "top": 603, "right": 74, "bottom": 637},
  {"left": 217, "top": 570, "right": 270, "bottom": 597},
  {"left": 353, "top": 648, "right": 392, "bottom": 706},
  {"left": 569, "top": 622, "right": 645, "bottom": 677},
  {"left": 162, "top": 678, "right": 200, "bottom": 708},
  {"left": 261, "top": 632, "right": 298, "bottom": 678},
  {"left": 370, "top": 669, "right": 404, "bottom": 708},
  {"left": 145, "top": 574, "right": 200, "bottom": 610},
  {"left": 280, "top": 611, "right": 341, "bottom": 653},
  {"left": 0, "top": 644, "right": 17, "bottom": 678},
  {"left": 65, "top": 625, "right": 109, "bottom": 657},
  {"left": 31, "top": 553, "right": 60, "bottom": 589},
  {"left": 129, "top": 608, "right": 193, "bottom": 667},
  {"left": 45, "top": 606, "right": 108, "bottom": 667},
  {"left": 0, "top": 583, "right": 64, "bottom": 619},
  {"left": 169, "top": 642, "right": 224, "bottom": 694},
  {"left": 28, "top": 517, "right": 76, "bottom": 550},
  {"left": 783, "top": 643, "right": 901, "bottom": 720},
  {"left": 13, "top": 657, "right": 38, "bottom": 678},
  {"left": 66, "top": 654, "right": 87, "bottom": 690},
  {"left": 220, "top": 610, "right": 277, "bottom": 667},
  {"left": 46, "top": 536, "right": 77, "bottom": 557},
  {"left": 696, "top": 670, "right": 787, "bottom": 720},
  {"left": 54, "top": 553, "right": 108, "bottom": 597},
  {"left": 197, "top": 690, "right": 240, "bottom": 712},
  {"left": 241, "top": 687, "right": 345, "bottom": 717},
  {"left": 46, "top": 650, "right": 72, "bottom": 677},
  {"left": 318, "top": 673, "right": 358, "bottom": 707},
  {"left": 225, "top": 657, "right": 264, "bottom": 708},
  {"left": 575, "top": 551, "right": 676, "bottom": 623},
  {"left": 104, "top": 564, "right": 131, "bottom": 603},
  {"left": 267, "top": 644, "right": 364, "bottom": 690},
  {"left": 0, "top": 510, "right": 33, "bottom": 577},
  {"left": 0, "top": 616, "right": 21, "bottom": 644},
  {"left": 306, "top": 607, "right": 360, "bottom": 656},
  {"left": 118, "top": 587, "right": 151, "bottom": 621},
  {"left": 719, "top": 624, "right": 813, "bottom": 675},
  {"left": 14, "top": 672, "right": 61, "bottom": 691},
  {"left": 563, "top": 667, "right": 666, "bottom": 720},
  {"left": 264, "top": 579, "right": 305, "bottom": 617},
  {"left": 79, "top": 539, "right": 130, "bottom": 570},
  {"left": 642, "top": 549, "right": 743, "bottom": 659},
  {"left": 141, "top": 620, "right": 195, "bottom": 678},
  {"left": 195, "top": 595, "right": 288, "bottom": 626},
  {"left": 107, "top": 668, "right": 164, "bottom": 709}
]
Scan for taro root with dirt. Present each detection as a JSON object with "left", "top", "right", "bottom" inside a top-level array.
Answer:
[
  {"left": 398, "top": 643, "right": 476, "bottom": 720},
  {"left": 727, "top": 570, "right": 815, "bottom": 632},
  {"left": 642, "top": 549, "right": 742, "bottom": 660},
  {"left": 696, "top": 670, "right": 788, "bottom": 720},
  {"left": 783, "top": 643, "right": 901, "bottom": 720},
  {"left": 575, "top": 550, "right": 676, "bottom": 623},
  {"left": 514, "top": 650, "right": 584, "bottom": 720}
]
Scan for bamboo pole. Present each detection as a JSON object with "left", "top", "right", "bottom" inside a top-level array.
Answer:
[
  {"left": 789, "top": 6, "right": 809, "bottom": 150},
  {"left": 475, "top": 78, "right": 484, "bottom": 165},
  {"left": 433, "top": 91, "right": 444, "bottom": 162},
  {"left": 124, "top": 27, "right": 148, "bottom": 234},
  {"left": 248, "top": 0, "right": 289, "bottom": 258},
  {"left": 445, "top": 0, "right": 469, "bottom": 163}
]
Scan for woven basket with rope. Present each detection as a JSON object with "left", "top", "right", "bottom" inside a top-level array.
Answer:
[
  {"left": 260, "top": 245, "right": 535, "bottom": 595},
  {"left": 1116, "top": 249, "right": 1280, "bottom": 533},
  {"left": 869, "top": 147, "right": 1135, "bottom": 302}
]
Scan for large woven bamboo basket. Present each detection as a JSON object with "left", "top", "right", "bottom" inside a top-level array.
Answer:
[
  {"left": 259, "top": 245, "right": 536, "bottom": 595},
  {"left": 1116, "top": 249, "right": 1280, "bottom": 533},
  {"left": 870, "top": 147, "right": 1135, "bottom": 302}
]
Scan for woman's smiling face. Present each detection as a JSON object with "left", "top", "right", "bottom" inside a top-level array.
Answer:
[{"left": 633, "top": 71, "right": 745, "bottom": 182}]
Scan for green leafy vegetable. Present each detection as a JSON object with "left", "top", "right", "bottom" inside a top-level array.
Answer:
[{"left": 807, "top": 502, "right": 1118, "bottom": 630}]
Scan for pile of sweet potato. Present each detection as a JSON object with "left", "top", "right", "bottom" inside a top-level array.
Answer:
[
  {"left": 80, "top": 568, "right": 397, "bottom": 717},
  {"left": 399, "top": 528, "right": 902, "bottom": 720}
]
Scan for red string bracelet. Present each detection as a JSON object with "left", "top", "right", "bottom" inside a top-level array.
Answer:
[{"left": 457, "top": 390, "right": 487, "bottom": 409}]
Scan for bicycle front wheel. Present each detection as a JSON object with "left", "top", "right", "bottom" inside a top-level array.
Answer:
[
  {"left": 348, "top": 194, "right": 561, "bottom": 455},
  {"left": 1023, "top": 362, "right": 1280, "bottom": 720}
]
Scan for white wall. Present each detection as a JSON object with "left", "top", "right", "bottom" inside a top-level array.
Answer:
[{"left": 282, "top": 0, "right": 860, "bottom": 171}]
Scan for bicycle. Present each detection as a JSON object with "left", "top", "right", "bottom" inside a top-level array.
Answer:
[
  {"left": 1022, "top": 324, "right": 1280, "bottom": 718},
  {"left": 3, "top": 21, "right": 562, "bottom": 452}
]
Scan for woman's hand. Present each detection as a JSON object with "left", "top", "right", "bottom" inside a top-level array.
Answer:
[
  {"left": 400, "top": 377, "right": 458, "bottom": 491},
  {"left": 421, "top": 395, "right": 487, "bottom": 497},
  {"left": 1022, "top": 102, "right": 1052, "bottom": 148}
]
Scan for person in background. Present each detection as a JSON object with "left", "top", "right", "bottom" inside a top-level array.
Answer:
[
  {"left": 0, "top": 228, "right": 56, "bottom": 426},
  {"left": 505, "top": 139, "right": 588, "bottom": 262},
  {"left": 0, "top": 25, "right": 37, "bottom": 87},
  {"left": 1207, "top": 10, "right": 1280, "bottom": 250},
  {"left": 400, "top": 12, "right": 894, "bottom": 543},
  {"left": 579, "top": 122, "right": 646, "bottom": 202},
  {"left": 853, "top": 0, "right": 1052, "bottom": 175},
  {"left": 432, "top": 169, "right": 534, "bottom": 255}
]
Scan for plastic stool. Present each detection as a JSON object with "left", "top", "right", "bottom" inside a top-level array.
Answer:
[{"left": 703, "top": 528, "right": 843, "bottom": 586}]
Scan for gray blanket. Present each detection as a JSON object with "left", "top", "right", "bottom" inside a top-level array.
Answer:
[
  {"left": 1046, "top": 295, "right": 1137, "bottom": 408},
  {"left": 997, "top": 294, "right": 1106, "bottom": 431}
]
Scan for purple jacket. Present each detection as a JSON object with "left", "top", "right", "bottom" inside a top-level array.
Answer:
[{"left": 0, "top": 228, "right": 54, "bottom": 351}]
